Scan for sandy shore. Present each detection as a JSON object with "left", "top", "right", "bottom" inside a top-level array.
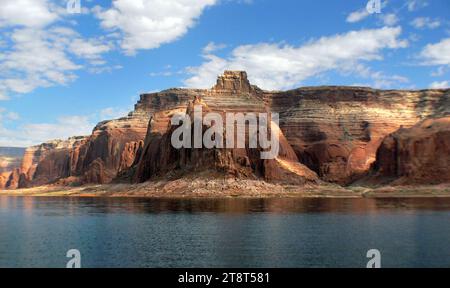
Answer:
[{"left": 1, "top": 177, "right": 450, "bottom": 198}]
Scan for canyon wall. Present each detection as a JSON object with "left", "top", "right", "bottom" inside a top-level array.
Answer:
[
  {"left": 13, "top": 87, "right": 193, "bottom": 188},
  {"left": 365, "top": 116, "right": 450, "bottom": 185},
  {"left": 131, "top": 71, "right": 449, "bottom": 186},
  {"left": 271, "top": 87, "right": 449, "bottom": 184},
  {"left": 8, "top": 71, "right": 450, "bottom": 189}
]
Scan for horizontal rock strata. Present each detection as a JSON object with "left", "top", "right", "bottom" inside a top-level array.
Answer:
[{"left": 6, "top": 71, "right": 449, "bottom": 190}]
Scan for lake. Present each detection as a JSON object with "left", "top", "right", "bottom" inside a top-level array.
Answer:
[{"left": 1, "top": 196, "right": 450, "bottom": 268}]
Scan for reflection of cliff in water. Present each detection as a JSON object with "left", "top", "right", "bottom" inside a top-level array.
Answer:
[{"left": 2, "top": 196, "right": 450, "bottom": 216}]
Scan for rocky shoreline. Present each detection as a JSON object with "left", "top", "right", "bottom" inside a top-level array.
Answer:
[{"left": 2, "top": 180, "right": 450, "bottom": 198}]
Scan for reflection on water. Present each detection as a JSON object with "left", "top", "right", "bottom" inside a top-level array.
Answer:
[
  {"left": 0, "top": 196, "right": 450, "bottom": 268},
  {"left": 2, "top": 196, "right": 450, "bottom": 215}
]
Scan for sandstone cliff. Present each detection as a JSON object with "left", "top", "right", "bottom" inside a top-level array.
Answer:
[
  {"left": 15, "top": 85, "right": 197, "bottom": 188},
  {"left": 18, "top": 136, "right": 89, "bottom": 187},
  {"left": 9, "top": 71, "right": 450, "bottom": 190},
  {"left": 270, "top": 87, "right": 449, "bottom": 184},
  {"left": 363, "top": 116, "right": 450, "bottom": 185},
  {"left": 133, "top": 71, "right": 319, "bottom": 185}
]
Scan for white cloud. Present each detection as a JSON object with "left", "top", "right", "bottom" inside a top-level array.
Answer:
[
  {"left": 411, "top": 17, "right": 441, "bottom": 29},
  {"left": 0, "top": 115, "right": 98, "bottom": 147},
  {"left": 22, "top": 115, "right": 93, "bottom": 141},
  {"left": 88, "top": 65, "right": 123, "bottom": 74},
  {"left": 431, "top": 66, "right": 446, "bottom": 77},
  {"left": 346, "top": 1, "right": 389, "bottom": 24},
  {"left": 380, "top": 13, "right": 399, "bottom": 26},
  {"left": 0, "top": 0, "right": 219, "bottom": 98},
  {"left": 95, "top": 0, "right": 217, "bottom": 54},
  {"left": 203, "top": 42, "right": 226, "bottom": 54},
  {"left": 69, "top": 38, "right": 112, "bottom": 60},
  {"left": 371, "top": 71, "right": 409, "bottom": 88},
  {"left": 406, "top": 0, "right": 429, "bottom": 11},
  {"left": 0, "top": 1, "right": 116, "bottom": 99},
  {"left": 0, "top": 0, "right": 58, "bottom": 28},
  {"left": 0, "top": 115, "right": 94, "bottom": 147},
  {"left": 0, "top": 26, "right": 114, "bottom": 98},
  {"left": 99, "top": 107, "right": 129, "bottom": 120},
  {"left": 0, "top": 28, "right": 81, "bottom": 97},
  {"left": 0, "top": 105, "right": 137, "bottom": 147},
  {"left": 346, "top": 9, "right": 370, "bottom": 23},
  {"left": 429, "top": 81, "right": 449, "bottom": 89},
  {"left": 185, "top": 27, "right": 408, "bottom": 90},
  {"left": 420, "top": 38, "right": 450, "bottom": 66},
  {"left": 0, "top": 116, "right": 93, "bottom": 147},
  {"left": 340, "top": 63, "right": 409, "bottom": 89},
  {"left": 0, "top": 108, "right": 19, "bottom": 121}
]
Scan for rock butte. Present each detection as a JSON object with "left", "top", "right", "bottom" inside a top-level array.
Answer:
[{"left": 1, "top": 71, "right": 449, "bottom": 191}]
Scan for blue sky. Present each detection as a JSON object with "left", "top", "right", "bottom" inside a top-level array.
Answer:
[{"left": 0, "top": 0, "right": 449, "bottom": 147}]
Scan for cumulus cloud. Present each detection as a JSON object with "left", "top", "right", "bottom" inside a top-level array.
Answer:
[
  {"left": 0, "top": 28, "right": 81, "bottom": 95},
  {"left": 69, "top": 38, "right": 113, "bottom": 61},
  {"left": 429, "top": 80, "right": 449, "bottom": 89},
  {"left": 346, "top": 9, "right": 370, "bottom": 23},
  {"left": 0, "top": 0, "right": 58, "bottom": 28},
  {"left": 185, "top": 27, "right": 408, "bottom": 90},
  {"left": 95, "top": 0, "right": 217, "bottom": 54},
  {"left": 0, "top": 28, "right": 113, "bottom": 99},
  {"left": 420, "top": 38, "right": 450, "bottom": 66},
  {"left": 0, "top": 1, "right": 119, "bottom": 99},
  {"left": 410, "top": 17, "right": 441, "bottom": 29},
  {"left": 0, "top": 0, "right": 218, "bottom": 98}
]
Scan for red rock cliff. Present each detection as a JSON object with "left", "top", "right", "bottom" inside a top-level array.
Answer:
[
  {"left": 365, "top": 116, "right": 450, "bottom": 185},
  {"left": 12, "top": 71, "right": 450, "bottom": 189},
  {"left": 270, "top": 87, "right": 449, "bottom": 184},
  {"left": 133, "top": 71, "right": 319, "bottom": 185}
]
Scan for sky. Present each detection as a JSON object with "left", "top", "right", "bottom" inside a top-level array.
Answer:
[{"left": 0, "top": 0, "right": 449, "bottom": 147}]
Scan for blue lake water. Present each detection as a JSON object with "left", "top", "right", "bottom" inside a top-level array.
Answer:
[{"left": 1, "top": 196, "right": 450, "bottom": 268}]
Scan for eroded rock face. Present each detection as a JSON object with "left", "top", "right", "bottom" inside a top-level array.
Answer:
[
  {"left": 16, "top": 87, "right": 194, "bottom": 188},
  {"left": 18, "top": 137, "right": 89, "bottom": 187},
  {"left": 23, "top": 119, "right": 149, "bottom": 187},
  {"left": 11, "top": 71, "right": 450, "bottom": 189},
  {"left": 270, "top": 87, "right": 449, "bottom": 184},
  {"left": 366, "top": 117, "right": 450, "bottom": 185},
  {"left": 133, "top": 72, "right": 320, "bottom": 185}
]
